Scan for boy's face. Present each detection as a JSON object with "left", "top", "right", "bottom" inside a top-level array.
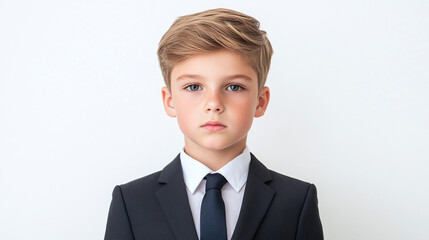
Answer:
[{"left": 162, "top": 50, "right": 269, "bottom": 155}]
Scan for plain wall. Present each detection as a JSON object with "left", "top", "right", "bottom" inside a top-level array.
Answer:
[{"left": 1, "top": 0, "right": 428, "bottom": 239}]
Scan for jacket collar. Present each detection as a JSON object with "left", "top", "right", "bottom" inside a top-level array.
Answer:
[
  {"left": 156, "top": 153, "right": 275, "bottom": 240},
  {"left": 231, "top": 153, "right": 275, "bottom": 240},
  {"left": 156, "top": 154, "right": 199, "bottom": 240}
]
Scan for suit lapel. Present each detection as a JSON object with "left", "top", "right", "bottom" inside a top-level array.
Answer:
[
  {"left": 231, "top": 153, "right": 275, "bottom": 240},
  {"left": 156, "top": 155, "right": 199, "bottom": 240}
]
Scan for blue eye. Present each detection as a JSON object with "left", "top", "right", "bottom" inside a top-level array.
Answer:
[
  {"left": 185, "top": 84, "right": 202, "bottom": 91},
  {"left": 226, "top": 84, "right": 242, "bottom": 91}
]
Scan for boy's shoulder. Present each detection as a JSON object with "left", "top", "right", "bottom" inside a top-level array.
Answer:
[
  {"left": 116, "top": 154, "right": 182, "bottom": 196},
  {"left": 268, "top": 169, "right": 312, "bottom": 188},
  {"left": 120, "top": 170, "right": 163, "bottom": 190},
  {"left": 248, "top": 152, "right": 315, "bottom": 197}
]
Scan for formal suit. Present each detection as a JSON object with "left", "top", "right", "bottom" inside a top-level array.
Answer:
[{"left": 104, "top": 153, "right": 323, "bottom": 240}]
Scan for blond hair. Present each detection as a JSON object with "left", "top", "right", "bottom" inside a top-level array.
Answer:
[{"left": 157, "top": 8, "right": 273, "bottom": 91}]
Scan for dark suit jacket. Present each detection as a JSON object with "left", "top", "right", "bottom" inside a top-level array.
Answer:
[{"left": 104, "top": 153, "right": 323, "bottom": 240}]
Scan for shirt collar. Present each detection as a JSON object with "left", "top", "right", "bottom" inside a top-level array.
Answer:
[{"left": 180, "top": 146, "right": 251, "bottom": 193}]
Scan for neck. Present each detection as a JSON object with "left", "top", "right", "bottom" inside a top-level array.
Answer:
[{"left": 183, "top": 137, "right": 247, "bottom": 171}]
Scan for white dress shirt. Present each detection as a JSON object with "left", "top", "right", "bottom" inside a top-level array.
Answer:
[{"left": 180, "top": 146, "right": 251, "bottom": 240}]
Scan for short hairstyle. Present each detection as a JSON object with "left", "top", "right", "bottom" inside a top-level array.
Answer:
[{"left": 157, "top": 8, "right": 273, "bottom": 91}]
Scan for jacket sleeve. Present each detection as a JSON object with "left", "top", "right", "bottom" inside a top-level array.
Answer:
[
  {"left": 104, "top": 185, "right": 135, "bottom": 240},
  {"left": 296, "top": 184, "right": 324, "bottom": 240}
]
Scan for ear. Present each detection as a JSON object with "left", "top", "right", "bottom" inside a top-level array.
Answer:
[
  {"left": 254, "top": 86, "right": 270, "bottom": 118},
  {"left": 162, "top": 86, "right": 176, "bottom": 117}
]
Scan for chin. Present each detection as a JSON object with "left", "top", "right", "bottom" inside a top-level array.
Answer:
[
  {"left": 202, "top": 143, "right": 229, "bottom": 151},
  {"left": 201, "top": 139, "right": 244, "bottom": 152},
  {"left": 197, "top": 139, "right": 227, "bottom": 150}
]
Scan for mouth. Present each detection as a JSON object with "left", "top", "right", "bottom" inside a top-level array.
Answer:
[{"left": 201, "top": 121, "right": 227, "bottom": 132}]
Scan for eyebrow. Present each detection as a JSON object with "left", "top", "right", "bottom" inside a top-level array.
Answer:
[
  {"left": 175, "top": 74, "right": 253, "bottom": 81},
  {"left": 175, "top": 74, "right": 203, "bottom": 81}
]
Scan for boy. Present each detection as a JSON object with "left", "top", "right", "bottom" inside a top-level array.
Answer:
[{"left": 105, "top": 8, "right": 323, "bottom": 240}]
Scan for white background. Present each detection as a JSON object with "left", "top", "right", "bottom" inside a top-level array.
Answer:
[{"left": 1, "top": 0, "right": 428, "bottom": 239}]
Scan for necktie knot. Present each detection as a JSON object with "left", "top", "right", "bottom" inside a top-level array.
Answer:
[{"left": 205, "top": 173, "right": 227, "bottom": 191}]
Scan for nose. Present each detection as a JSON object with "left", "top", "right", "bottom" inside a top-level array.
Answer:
[{"left": 205, "top": 90, "right": 224, "bottom": 113}]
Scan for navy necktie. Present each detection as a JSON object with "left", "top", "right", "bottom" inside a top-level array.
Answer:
[{"left": 200, "top": 173, "right": 228, "bottom": 240}]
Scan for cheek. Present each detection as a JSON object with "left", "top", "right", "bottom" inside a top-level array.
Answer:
[
  {"left": 229, "top": 99, "right": 256, "bottom": 126},
  {"left": 174, "top": 98, "right": 198, "bottom": 128},
  {"left": 176, "top": 107, "right": 192, "bottom": 124}
]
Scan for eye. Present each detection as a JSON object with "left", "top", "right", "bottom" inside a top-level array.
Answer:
[
  {"left": 185, "top": 84, "right": 202, "bottom": 91},
  {"left": 226, "top": 84, "right": 243, "bottom": 91}
]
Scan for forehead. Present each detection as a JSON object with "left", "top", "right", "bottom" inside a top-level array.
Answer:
[{"left": 170, "top": 50, "right": 257, "bottom": 82}]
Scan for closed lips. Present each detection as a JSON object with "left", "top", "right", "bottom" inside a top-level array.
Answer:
[{"left": 201, "top": 121, "right": 226, "bottom": 127}]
